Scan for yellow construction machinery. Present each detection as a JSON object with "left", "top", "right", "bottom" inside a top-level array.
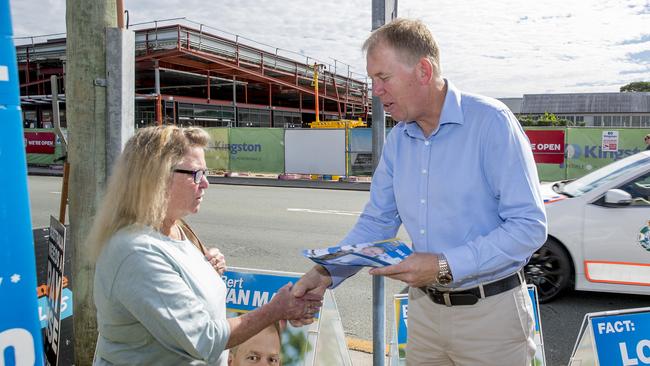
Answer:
[{"left": 308, "top": 63, "right": 367, "bottom": 129}]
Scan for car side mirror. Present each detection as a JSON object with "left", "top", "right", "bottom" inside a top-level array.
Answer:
[{"left": 604, "top": 189, "right": 633, "bottom": 205}]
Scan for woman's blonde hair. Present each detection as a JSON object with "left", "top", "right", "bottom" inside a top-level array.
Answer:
[{"left": 87, "top": 125, "right": 210, "bottom": 258}]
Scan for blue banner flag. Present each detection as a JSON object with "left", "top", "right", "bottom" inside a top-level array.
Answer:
[{"left": 0, "top": 1, "right": 46, "bottom": 364}]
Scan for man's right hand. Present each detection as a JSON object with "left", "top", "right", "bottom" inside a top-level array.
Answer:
[{"left": 290, "top": 265, "right": 332, "bottom": 326}]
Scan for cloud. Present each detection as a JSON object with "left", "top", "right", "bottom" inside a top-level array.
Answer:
[
  {"left": 620, "top": 66, "right": 650, "bottom": 75},
  {"left": 482, "top": 55, "right": 507, "bottom": 60},
  {"left": 619, "top": 34, "right": 650, "bottom": 45},
  {"left": 9, "top": 0, "right": 650, "bottom": 97},
  {"left": 541, "top": 13, "right": 573, "bottom": 20},
  {"left": 637, "top": 3, "right": 650, "bottom": 14},
  {"left": 569, "top": 80, "right": 624, "bottom": 88},
  {"left": 627, "top": 50, "right": 650, "bottom": 64}
]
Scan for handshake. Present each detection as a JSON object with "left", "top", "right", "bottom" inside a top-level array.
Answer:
[
  {"left": 206, "top": 247, "right": 331, "bottom": 325},
  {"left": 261, "top": 266, "right": 333, "bottom": 326},
  {"left": 209, "top": 245, "right": 438, "bottom": 327}
]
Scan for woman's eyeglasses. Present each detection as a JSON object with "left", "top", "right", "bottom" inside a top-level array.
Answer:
[{"left": 174, "top": 169, "right": 206, "bottom": 184}]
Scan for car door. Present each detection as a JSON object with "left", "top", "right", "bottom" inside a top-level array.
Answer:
[{"left": 581, "top": 171, "right": 650, "bottom": 289}]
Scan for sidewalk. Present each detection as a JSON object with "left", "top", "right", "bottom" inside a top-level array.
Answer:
[
  {"left": 350, "top": 349, "right": 373, "bottom": 365},
  {"left": 348, "top": 338, "right": 376, "bottom": 365}
]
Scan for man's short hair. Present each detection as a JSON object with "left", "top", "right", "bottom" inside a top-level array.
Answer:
[
  {"left": 645, "top": 134, "right": 650, "bottom": 140},
  {"left": 229, "top": 322, "right": 282, "bottom": 357},
  {"left": 362, "top": 18, "right": 441, "bottom": 75}
]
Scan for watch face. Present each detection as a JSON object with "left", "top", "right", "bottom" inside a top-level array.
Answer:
[{"left": 438, "top": 274, "right": 452, "bottom": 285}]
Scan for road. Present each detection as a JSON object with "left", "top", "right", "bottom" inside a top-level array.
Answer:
[{"left": 28, "top": 175, "right": 650, "bottom": 366}]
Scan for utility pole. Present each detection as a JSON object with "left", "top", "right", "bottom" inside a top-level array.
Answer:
[
  {"left": 370, "top": 1, "right": 397, "bottom": 365},
  {"left": 66, "top": 1, "right": 116, "bottom": 363}
]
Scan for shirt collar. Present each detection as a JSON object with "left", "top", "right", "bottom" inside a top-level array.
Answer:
[
  {"left": 439, "top": 80, "right": 464, "bottom": 126},
  {"left": 402, "top": 79, "right": 464, "bottom": 139}
]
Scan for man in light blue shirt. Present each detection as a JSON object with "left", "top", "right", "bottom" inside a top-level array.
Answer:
[{"left": 293, "top": 18, "right": 546, "bottom": 365}]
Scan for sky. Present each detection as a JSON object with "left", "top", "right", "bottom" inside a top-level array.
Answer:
[{"left": 9, "top": 0, "right": 650, "bottom": 98}]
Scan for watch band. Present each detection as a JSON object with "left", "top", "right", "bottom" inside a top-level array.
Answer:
[{"left": 437, "top": 255, "right": 453, "bottom": 285}]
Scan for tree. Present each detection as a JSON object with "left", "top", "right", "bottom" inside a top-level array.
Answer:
[
  {"left": 517, "top": 112, "right": 581, "bottom": 127},
  {"left": 620, "top": 81, "right": 650, "bottom": 92}
]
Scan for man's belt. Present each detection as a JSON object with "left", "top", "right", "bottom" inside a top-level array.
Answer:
[{"left": 419, "top": 270, "right": 523, "bottom": 307}]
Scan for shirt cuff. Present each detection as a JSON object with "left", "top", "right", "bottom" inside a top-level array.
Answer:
[
  {"left": 209, "top": 317, "right": 231, "bottom": 364},
  {"left": 323, "top": 264, "right": 363, "bottom": 288},
  {"left": 442, "top": 245, "right": 476, "bottom": 285}
]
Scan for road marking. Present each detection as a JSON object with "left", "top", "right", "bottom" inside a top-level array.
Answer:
[
  {"left": 287, "top": 208, "right": 361, "bottom": 216},
  {"left": 49, "top": 191, "right": 61, "bottom": 194}
]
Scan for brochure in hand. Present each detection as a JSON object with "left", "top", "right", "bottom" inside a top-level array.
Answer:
[{"left": 303, "top": 238, "right": 413, "bottom": 267}]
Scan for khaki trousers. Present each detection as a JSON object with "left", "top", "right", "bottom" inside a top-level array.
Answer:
[{"left": 406, "top": 282, "right": 535, "bottom": 366}]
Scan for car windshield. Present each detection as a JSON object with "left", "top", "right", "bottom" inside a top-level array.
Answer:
[{"left": 562, "top": 152, "right": 650, "bottom": 197}]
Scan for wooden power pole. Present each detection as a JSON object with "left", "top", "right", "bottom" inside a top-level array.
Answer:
[{"left": 65, "top": 1, "right": 116, "bottom": 363}]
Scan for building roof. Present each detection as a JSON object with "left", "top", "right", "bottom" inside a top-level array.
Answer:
[
  {"left": 521, "top": 92, "right": 650, "bottom": 114},
  {"left": 497, "top": 97, "right": 523, "bottom": 114}
]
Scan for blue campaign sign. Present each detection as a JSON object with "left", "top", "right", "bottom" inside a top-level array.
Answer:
[
  {"left": 0, "top": 0, "right": 46, "bottom": 365},
  {"left": 223, "top": 270, "right": 301, "bottom": 313},
  {"left": 590, "top": 310, "right": 650, "bottom": 366},
  {"left": 528, "top": 286, "right": 540, "bottom": 332},
  {"left": 393, "top": 295, "right": 408, "bottom": 352},
  {"left": 38, "top": 288, "right": 74, "bottom": 329}
]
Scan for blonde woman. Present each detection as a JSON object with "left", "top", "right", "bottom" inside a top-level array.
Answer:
[{"left": 91, "top": 126, "right": 320, "bottom": 365}]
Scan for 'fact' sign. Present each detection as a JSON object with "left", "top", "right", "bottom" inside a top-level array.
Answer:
[{"left": 591, "top": 311, "right": 650, "bottom": 365}]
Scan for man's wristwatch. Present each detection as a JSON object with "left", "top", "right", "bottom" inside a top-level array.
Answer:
[{"left": 436, "top": 255, "right": 453, "bottom": 286}]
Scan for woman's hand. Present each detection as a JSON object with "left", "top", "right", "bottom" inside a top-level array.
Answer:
[
  {"left": 205, "top": 247, "right": 226, "bottom": 275},
  {"left": 270, "top": 283, "right": 322, "bottom": 322}
]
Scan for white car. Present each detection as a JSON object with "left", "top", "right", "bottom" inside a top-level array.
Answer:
[{"left": 525, "top": 151, "right": 650, "bottom": 302}]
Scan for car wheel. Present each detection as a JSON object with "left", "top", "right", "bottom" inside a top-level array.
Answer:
[{"left": 525, "top": 238, "right": 573, "bottom": 303}]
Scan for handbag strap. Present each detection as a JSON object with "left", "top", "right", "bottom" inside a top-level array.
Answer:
[{"left": 177, "top": 219, "right": 208, "bottom": 256}]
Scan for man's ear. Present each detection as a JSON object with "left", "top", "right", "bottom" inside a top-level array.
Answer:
[{"left": 416, "top": 57, "right": 434, "bottom": 84}]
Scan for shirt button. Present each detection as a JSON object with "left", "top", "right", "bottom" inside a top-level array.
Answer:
[
  {"left": 420, "top": 199, "right": 426, "bottom": 204},
  {"left": 421, "top": 169, "right": 427, "bottom": 174},
  {"left": 420, "top": 229, "right": 425, "bottom": 235},
  {"left": 424, "top": 141, "right": 430, "bottom": 146}
]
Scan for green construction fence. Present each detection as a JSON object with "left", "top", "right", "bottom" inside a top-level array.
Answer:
[{"left": 25, "top": 127, "right": 650, "bottom": 182}]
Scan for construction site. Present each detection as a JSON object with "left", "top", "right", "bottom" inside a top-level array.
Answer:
[{"left": 15, "top": 19, "right": 376, "bottom": 130}]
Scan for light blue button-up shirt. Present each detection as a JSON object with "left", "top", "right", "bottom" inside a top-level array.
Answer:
[{"left": 328, "top": 80, "right": 547, "bottom": 289}]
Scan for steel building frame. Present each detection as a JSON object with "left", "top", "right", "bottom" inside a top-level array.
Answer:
[{"left": 15, "top": 21, "right": 370, "bottom": 127}]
